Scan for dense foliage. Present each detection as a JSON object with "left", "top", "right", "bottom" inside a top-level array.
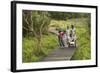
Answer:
[
  {"left": 49, "top": 11, "right": 90, "bottom": 20},
  {"left": 23, "top": 10, "right": 51, "bottom": 56}
]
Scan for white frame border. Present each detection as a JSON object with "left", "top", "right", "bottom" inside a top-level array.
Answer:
[{"left": 16, "top": 3, "right": 97, "bottom": 70}]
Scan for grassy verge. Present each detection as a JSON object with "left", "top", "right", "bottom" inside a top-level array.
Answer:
[{"left": 22, "top": 34, "right": 58, "bottom": 63}]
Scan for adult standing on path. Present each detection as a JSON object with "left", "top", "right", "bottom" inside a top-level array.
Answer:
[
  {"left": 66, "top": 26, "right": 70, "bottom": 47},
  {"left": 71, "top": 25, "right": 75, "bottom": 36},
  {"left": 69, "top": 25, "right": 77, "bottom": 47},
  {"left": 70, "top": 25, "right": 76, "bottom": 42},
  {"left": 58, "top": 30, "right": 65, "bottom": 48}
]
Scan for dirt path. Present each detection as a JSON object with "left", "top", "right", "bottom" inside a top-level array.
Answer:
[{"left": 41, "top": 47, "right": 76, "bottom": 61}]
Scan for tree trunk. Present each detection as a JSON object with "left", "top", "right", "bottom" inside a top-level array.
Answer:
[{"left": 35, "top": 35, "right": 46, "bottom": 56}]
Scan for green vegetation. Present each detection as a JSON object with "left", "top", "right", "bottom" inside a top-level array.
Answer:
[
  {"left": 22, "top": 34, "right": 58, "bottom": 62},
  {"left": 23, "top": 10, "right": 52, "bottom": 62},
  {"left": 22, "top": 10, "right": 91, "bottom": 62}
]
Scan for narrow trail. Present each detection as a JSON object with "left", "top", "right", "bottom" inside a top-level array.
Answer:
[
  {"left": 41, "top": 47, "right": 76, "bottom": 61},
  {"left": 41, "top": 27, "right": 76, "bottom": 61}
]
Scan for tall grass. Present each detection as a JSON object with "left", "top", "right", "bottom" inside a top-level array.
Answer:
[{"left": 22, "top": 34, "right": 58, "bottom": 63}]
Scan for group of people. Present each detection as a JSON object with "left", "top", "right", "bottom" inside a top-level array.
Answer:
[{"left": 58, "top": 25, "right": 76, "bottom": 48}]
